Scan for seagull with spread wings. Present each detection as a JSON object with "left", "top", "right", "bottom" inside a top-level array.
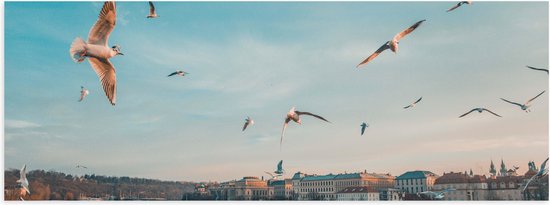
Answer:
[
  {"left": 70, "top": 1, "right": 123, "bottom": 106},
  {"left": 404, "top": 97, "right": 422, "bottom": 109},
  {"left": 76, "top": 164, "right": 88, "bottom": 169},
  {"left": 523, "top": 158, "right": 549, "bottom": 192},
  {"left": 357, "top": 20, "right": 426, "bottom": 68},
  {"left": 459, "top": 108, "right": 502, "bottom": 118},
  {"left": 17, "top": 164, "right": 30, "bottom": 197},
  {"left": 242, "top": 116, "right": 254, "bottom": 131},
  {"left": 417, "top": 188, "right": 456, "bottom": 200},
  {"left": 526, "top": 66, "right": 549, "bottom": 74},
  {"left": 280, "top": 107, "right": 330, "bottom": 148},
  {"left": 79, "top": 86, "right": 89, "bottom": 102},
  {"left": 147, "top": 1, "right": 159, "bottom": 18},
  {"left": 167, "top": 70, "right": 189, "bottom": 77},
  {"left": 500, "top": 90, "right": 545, "bottom": 113},
  {"left": 446, "top": 1, "right": 472, "bottom": 12}
]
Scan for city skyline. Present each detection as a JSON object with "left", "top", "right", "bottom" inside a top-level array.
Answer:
[{"left": 4, "top": 1, "right": 549, "bottom": 182}]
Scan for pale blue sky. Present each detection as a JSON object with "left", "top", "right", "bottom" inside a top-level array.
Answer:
[{"left": 4, "top": 1, "right": 549, "bottom": 181}]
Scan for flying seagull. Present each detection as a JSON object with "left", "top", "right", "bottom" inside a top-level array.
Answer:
[
  {"left": 360, "top": 122, "right": 369, "bottom": 136},
  {"left": 76, "top": 165, "right": 88, "bottom": 169},
  {"left": 446, "top": 1, "right": 472, "bottom": 12},
  {"left": 147, "top": 1, "right": 159, "bottom": 18},
  {"left": 167, "top": 70, "right": 189, "bottom": 77},
  {"left": 459, "top": 108, "right": 501, "bottom": 118},
  {"left": 242, "top": 116, "right": 254, "bottom": 131},
  {"left": 264, "top": 171, "right": 278, "bottom": 180},
  {"left": 17, "top": 164, "right": 30, "bottom": 196},
  {"left": 404, "top": 97, "right": 423, "bottom": 109},
  {"left": 523, "top": 158, "right": 549, "bottom": 192},
  {"left": 417, "top": 188, "right": 456, "bottom": 200},
  {"left": 79, "top": 86, "right": 90, "bottom": 102},
  {"left": 70, "top": 1, "right": 122, "bottom": 106},
  {"left": 526, "top": 66, "right": 549, "bottom": 74},
  {"left": 274, "top": 160, "right": 285, "bottom": 175},
  {"left": 357, "top": 19, "right": 426, "bottom": 68},
  {"left": 280, "top": 107, "right": 330, "bottom": 148},
  {"left": 500, "top": 90, "right": 546, "bottom": 113}
]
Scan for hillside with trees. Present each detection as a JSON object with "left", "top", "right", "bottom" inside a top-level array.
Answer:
[{"left": 4, "top": 169, "right": 200, "bottom": 200}]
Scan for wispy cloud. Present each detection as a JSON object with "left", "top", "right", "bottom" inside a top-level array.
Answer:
[{"left": 5, "top": 120, "right": 41, "bottom": 129}]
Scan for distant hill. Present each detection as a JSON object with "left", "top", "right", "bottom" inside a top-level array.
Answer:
[{"left": 4, "top": 169, "right": 200, "bottom": 200}]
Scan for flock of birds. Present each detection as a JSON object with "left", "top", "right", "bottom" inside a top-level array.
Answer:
[
  {"left": 14, "top": 0, "right": 549, "bottom": 201},
  {"left": 68, "top": 1, "right": 547, "bottom": 140}
]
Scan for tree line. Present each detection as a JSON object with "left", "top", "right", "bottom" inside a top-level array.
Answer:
[{"left": 4, "top": 169, "right": 199, "bottom": 200}]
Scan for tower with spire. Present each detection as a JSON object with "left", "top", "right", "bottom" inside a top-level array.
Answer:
[
  {"left": 499, "top": 159, "right": 507, "bottom": 176},
  {"left": 490, "top": 160, "right": 497, "bottom": 176}
]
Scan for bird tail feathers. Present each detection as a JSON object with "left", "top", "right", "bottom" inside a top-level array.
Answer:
[{"left": 70, "top": 37, "right": 87, "bottom": 63}]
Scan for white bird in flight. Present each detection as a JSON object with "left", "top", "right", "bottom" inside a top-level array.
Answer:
[
  {"left": 147, "top": 1, "right": 159, "bottom": 18},
  {"left": 459, "top": 108, "right": 501, "bottom": 118},
  {"left": 70, "top": 1, "right": 122, "bottom": 106},
  {"left": 526, "top": 66, "right": 549, "bottom": 74},
  {"left": 360, "top": 122, "right": 368, "bottom": 136},
  {"left": 417, "top": 188, "right": 456, "bottom": 200},
  {"left": 500, "top": 90, "right": 546, "bottom": 113},
  {"left": 79, "top": 86, "right": 89, "bottom": 102},
  {"left": 76, "top": 164, "right": 88, "bottom": 169},
  {"left": 357, "top": 19, "right": 426, "bottom": 68},
  {"left": 17, "top": 164, "right": 30, "bottom": 196},
  {"left": 242, "top": 116, "right": 254, "bottom": 131},
  {"left": 446, "top": 1, "right": 472, "bottom": 12},
  {"left": 404, "top": 97, "right": 422, "bottom": 109},
  {"left": 264, "top": 171, "right": 279, "bottom": 180},
  {"left": 280, "top": 107, "right": 330, "bottom": 149},
  {"left": 523, "top": 158, "right": 549, "bottom": 192},
  {"left": 167, "top": 70, "right": 189, "bottom": 77}
]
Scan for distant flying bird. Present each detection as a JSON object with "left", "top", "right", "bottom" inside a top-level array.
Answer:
[
  {"left": 357, "top": 20, "right": 426, "bottom": 68},
  {"left": 404, "top": 97, "right": 423, "bottom": 109},
  {"left": 274, "top": 160, "right": 285, "bottom": 175},
  {"left": 70, "top": 1, "right": 123, "bottom": 106},
  {"left": 167, "top": 70, "right": 189, "bottom": 77},
  {"left": 417, "top": 188, "right": 456, "bottom": 200},
  {"left": 280, "top": 107, "right": 330, "bottom": 148},
  {"left": 446, "top": 1, "right": 472, "bottom": 12},
  {"left": 526, "top": 66, "right": 549, "bottom": 74},
  {"left": 523, "top": 158, "right": 549, "bottom": 192},
  {"left": 264, "top": 171, "right": 278, "bottom": 180},
  {"left": 17, "top": 164, "right": 30, "bottom": 196},
  {"left": 76, "top": 165, "right": 88, "bottom": 169},
  {"left": 147, "top": 1, "right": 159, "bottom": 18},
  {"left": 459, "top": 108, "right": 501, "bottom": 118},
  {"left": 79, "top": 86, "right": 90, "bottom": 102},
  {"left": 242, "top": 116, "right": 254, "bottom": 131},
  {"left": 500, "top": 90, "right": 546, "bottom": 113},
  {"left": 360, "top": 122, "right": 369, "bottom": 136}
]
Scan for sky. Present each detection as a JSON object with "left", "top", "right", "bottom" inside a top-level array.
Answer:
[{"left": 3, "top": 1, "right": 549, "bottom": 182}]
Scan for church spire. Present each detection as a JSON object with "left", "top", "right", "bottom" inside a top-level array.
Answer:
[
  {"left": 490, "top": 160, "right": 496, "bottom": 176},
  {"left": 500, "top": 159, "right": 507, "bottom": 176}
]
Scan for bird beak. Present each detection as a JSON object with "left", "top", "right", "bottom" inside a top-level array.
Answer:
[{"left": 118, "top": 53, "right": 124, "bottom": 56}]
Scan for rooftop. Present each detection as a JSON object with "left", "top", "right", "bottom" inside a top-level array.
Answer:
[
  {"left": 434, "top": 172, "right": 486, "bottom": 184},
  {"left": 396, "top": 170, "right": 438, "bottom": 180}
]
